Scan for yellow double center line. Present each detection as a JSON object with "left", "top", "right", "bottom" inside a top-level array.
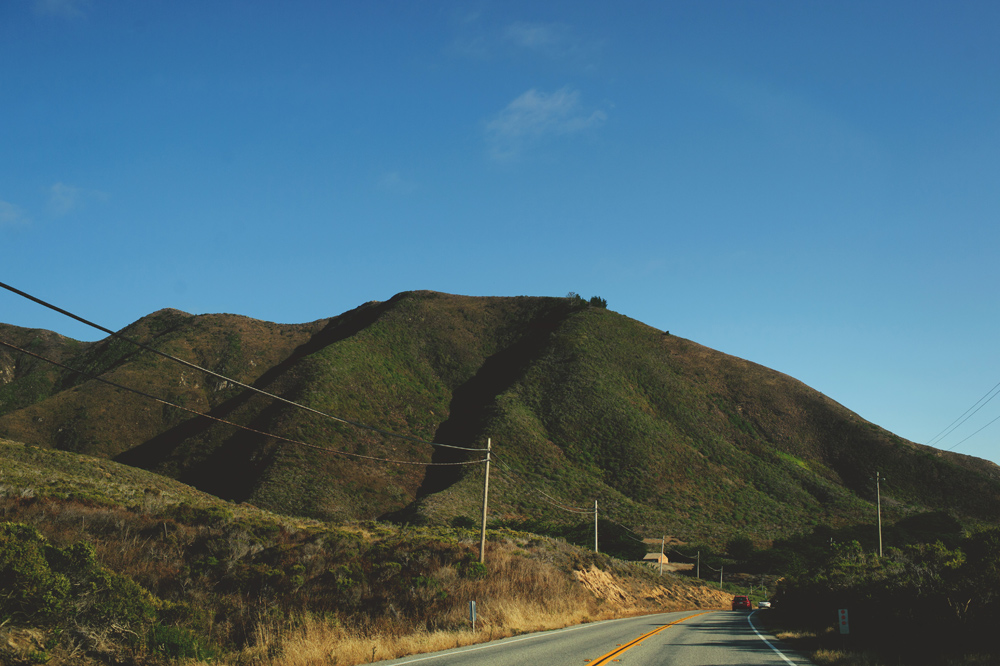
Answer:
[{"left": 585, "top": 612, "right": 709, "bottom": 665}]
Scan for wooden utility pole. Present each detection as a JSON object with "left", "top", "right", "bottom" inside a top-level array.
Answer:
[
  {"left": 479, "top": 438, "right": 491, "bottom": 564},
  {"left": 659, "top": 536, "right": 665, "bottom": 576},
  {"left": 876, "top": 471, "right": 883, "bottom": 558},
  {"left": 593, "top": 500, "right": 598, "bottom": 553}
]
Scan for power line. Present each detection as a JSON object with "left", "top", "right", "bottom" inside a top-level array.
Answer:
[
  {"left": 492, "top": 467, "right": 593, "bottom": 515},
  {"left": 0, "top": 281, "right": 487, "bottom": 453},
  {"left": 492, "top": 453, "right": 592, "bottom": 511},
  {"left": 601, "top": 516, "right": 647, "bottom": 543},
  {"left": 591, "top": 499, "right": 652, "bottom": 542},
  {"left": 0, "top": 339, "right": 487, "bottom": 468},
  {"left": 491, "top": 453, "right": 594, "bottom": 514},
  {"left": 0, "top": 282, "right": 646, "bottom": 531},
  {"left": 670, "top": 547, "right": 698, "bottom": 561},
  {"left": 926, "top": 379, "right": 1000, "bottom": 448},
  {"left": 946, "top": 412, "right": 1000, "bottom": 452},
  {"left": 491, "top": 455, "right": 654, "bottom": 542}
]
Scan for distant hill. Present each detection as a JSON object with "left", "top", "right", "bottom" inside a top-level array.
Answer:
[{"left": 2, "top": 290, "right": 999, "bottom": 544}]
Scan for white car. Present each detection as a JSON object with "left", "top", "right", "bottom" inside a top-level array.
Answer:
[{"left": 757, "top": 600, "right": 771, "bottom": 609}]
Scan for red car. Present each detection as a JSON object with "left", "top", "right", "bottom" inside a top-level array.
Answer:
[{"left": 731, "top": 595, "right": 752, "bottom": 611}]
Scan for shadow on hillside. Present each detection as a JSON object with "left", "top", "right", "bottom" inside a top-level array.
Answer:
[
  {"left": 386, "top": 303, "right": 573, "bottom": 523},
  {"left": 114, "top": 299, "right": 396, "bottom": 501}
]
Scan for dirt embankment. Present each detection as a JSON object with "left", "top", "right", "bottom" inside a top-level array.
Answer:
[{"left": 573, "top": 565, "right": 732, "bottom": 615}]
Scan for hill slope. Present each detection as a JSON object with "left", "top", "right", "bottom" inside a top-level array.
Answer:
[
  {"left": 1, "top": 291, "right": 998, "bottom": 543},
  {"left": 0, "top": 438, "right": 733, "bottom": 666}
]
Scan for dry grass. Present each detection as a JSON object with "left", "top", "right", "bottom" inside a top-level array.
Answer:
[
  {"left": 766, "top": 622, "right": 881, "bottom": 666},
  {"left": 214, "top": 599, "right": 632, "bottom": 666},
  {"left": 0, "top": 482, "right": 731, "bottom": 666},
  {"left": 223, "top": 611, "right": 569, "bottom": 666},
  {"left": 767, "top": 618, "right": 1000, "bottom": 666},
  {"left": 809, "top": 649, "right": 885, "bottom": 666},
  {"left": 196, "top": 539, "right": 729, "bottom": 666}
]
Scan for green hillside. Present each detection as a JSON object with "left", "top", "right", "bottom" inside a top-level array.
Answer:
[{"left": 2, "top": 291, "right": 999, "bottom": 545}]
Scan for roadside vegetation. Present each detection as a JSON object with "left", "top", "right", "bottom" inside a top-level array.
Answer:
[
  {"left": 0, "top": 441, "right": 729, "bottom": 666},
  {"left": 5, "top": 440, "right": 1000, "bottom": 665},
  {"left": 5, "top": 291, "right": 1000, "bottom": 665},
  {"left": 757, "top": 516, "right": 1000, "bottom": 665}
]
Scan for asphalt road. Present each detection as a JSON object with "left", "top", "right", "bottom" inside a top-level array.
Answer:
[{"left": 373, "top": 610, "right": 813, "bottom": 666}]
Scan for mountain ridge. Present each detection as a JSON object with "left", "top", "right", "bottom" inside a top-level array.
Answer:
[{"left": 1, "top": 290, "right": 998, "bottom": 544}]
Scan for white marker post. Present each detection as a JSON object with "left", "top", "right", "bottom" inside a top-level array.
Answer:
[{"left": 469, "top": 600, "right": 477, "bottom": 632}]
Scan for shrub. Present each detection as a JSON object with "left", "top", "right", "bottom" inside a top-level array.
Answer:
[
  {"left": 0, "top": 523, "right": 70, "bottom": 624},
  {"left": 462, "top": 562, "right": 488, "bottom": 579},
  {"left": 149, "top": 624, "right": 216, "bottom": 660},
  {"left": 0, "top": 522, "right": 156, "bottom": 643},
  {"left": 450, "top": 516, "right": 478, "bottom": 530},
  {"left": 161, "top": 502, "right": 233, "bottom": 526},
  {"left": 726, "top": 535, "right": 755, "bottom": 561}
]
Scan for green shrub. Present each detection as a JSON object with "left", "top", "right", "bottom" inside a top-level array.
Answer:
[
  {"left": 726, "top": 535, "right": 755, "bottom": 561},
  {"left": 149, "top": 624, "right": 216, "bottom": 660},
  {"left": 0, "top": 523, "right": 70, "bottom": 624},
  {"left": 0, "top": 522, "right": 156, "bottom": 640},
  {"left": 462, "top": 562, "right": 488, "bottom": 579},
  {"left": 450, "top": 516, "right": 478, "bottom": 529}
]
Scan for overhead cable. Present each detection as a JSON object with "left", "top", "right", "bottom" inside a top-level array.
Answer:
[
  {"left": 0, "top": 339, "right": 487, "bottom": 468},
  {"left": 946, "top": 411, "right": 1000, "bottom": 452},
  {"left": 599, "top": 514, "right": 648, "bottom": 543},
  {"left": 0, "top": 281, "right": 487, "bottom": 453},
  {"left": 926, "top": 379, "right": 1000, "bottom": 447},
  {"left": 493, "top": 455, "right": 655, "bottom": 542},
  {"left": 491, "top": 455, "right": 594, "bottom": 514},
  {"left": 603, "top": 520, "right": 647, "bottom": 543},
  {"left": 492, "top": 453, "right": 592, "bottom": 510}
]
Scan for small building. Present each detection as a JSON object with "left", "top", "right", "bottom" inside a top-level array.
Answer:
[{"left": 642, "top": 553, "right": 669, "bottom": 566}]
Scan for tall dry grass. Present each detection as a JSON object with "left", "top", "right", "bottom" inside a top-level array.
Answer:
[
  {"left": 1, "top": 494, "right": 728, "bottom": 666},
  {"left": 218, "top": 600, "right": 595, "bottom": 666},
  {"left": 211, "top": 543, "right": 647, "bottom": 666}
]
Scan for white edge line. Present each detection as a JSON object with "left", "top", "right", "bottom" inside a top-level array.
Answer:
[
  {"left": 383, "top": 620, "right": 603, "bottom": 665},
  {"left": 747, "top": 610, "right": 797, "bottom": 665},
  {"left": 383, "top": 612, "right": 685, "bottom": 665}
]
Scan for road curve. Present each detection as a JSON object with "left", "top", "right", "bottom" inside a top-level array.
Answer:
[{"left": 373, "top": 610, "right": 812, "bottom": 666}]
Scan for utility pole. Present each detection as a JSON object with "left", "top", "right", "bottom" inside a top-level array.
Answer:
[
  {"left": 593, "top": 500, "right": 598, "bottom": 553},
  {"left": 479, "top": 438, "right": 491, "bottom": 564},
  {"left": 696, "top": 550, "right": 700, "bottom": 579},
  {"left": 876, "top": 470, "right": 883, "bottom": 558},
  {"left": 720, "top": 565, "right": 724, "bottom": 588},
  {"left": 659, "top": 536, "right": 665, "bottom": 577}
]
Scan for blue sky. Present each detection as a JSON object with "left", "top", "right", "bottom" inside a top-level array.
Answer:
[{"left": 3, "top": 0, "right": 999, "bottom": 466}]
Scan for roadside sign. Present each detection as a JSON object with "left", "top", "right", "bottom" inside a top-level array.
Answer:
[{"left": 838, "top": 608, "right": 849, "bottom": 635}]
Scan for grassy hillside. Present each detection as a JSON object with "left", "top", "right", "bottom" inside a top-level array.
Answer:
[
  {"left": 0, "top": 439, "right": 731, "bottom": 666},
  {"left": 2, "top": 291, "right": 999, "bottom": 547},
  {"left": 476, "top": 305, "right": 1000, "bottom": 541}
]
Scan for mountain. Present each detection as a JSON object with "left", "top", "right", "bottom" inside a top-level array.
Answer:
[{"left": 2, "top": 290, "right": 999, "bottom": 544}]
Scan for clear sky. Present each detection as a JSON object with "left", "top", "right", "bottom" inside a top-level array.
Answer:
[{"left": 3, "top": 1, "right": 999, "bottom": 466}]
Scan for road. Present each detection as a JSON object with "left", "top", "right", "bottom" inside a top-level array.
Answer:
[{"left": 374, "top": 610, "right": 812, "bottom": 665}]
